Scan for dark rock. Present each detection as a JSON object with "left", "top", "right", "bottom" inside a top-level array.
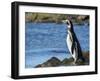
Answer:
[
  {"left": 35, "top": 57, "right": 61, "bottom": 68},
  {"left": 35, "top": 51, "right": 89, "bottom": 68},
  {"left": 75, "top": 51, "right": 89, "bottom": 65},
  {"left": 61, "top": 57, "right": 74, "bottom": 66},
  {"left": 82, "top": 51, "right": 89, "bottom": 65}
]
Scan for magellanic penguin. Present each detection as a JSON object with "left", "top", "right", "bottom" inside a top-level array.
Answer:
[{"left": 62, "top": 19, "right": 85, "bottom": 64}]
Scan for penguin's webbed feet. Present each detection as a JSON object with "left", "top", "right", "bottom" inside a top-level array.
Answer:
[{"left": 75, "top": 59, "right": 85, "bottom": 65}]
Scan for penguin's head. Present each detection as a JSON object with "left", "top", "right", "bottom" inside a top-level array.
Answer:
[{"left": 62, "top": 19, "right": 73, "bottom": 31}]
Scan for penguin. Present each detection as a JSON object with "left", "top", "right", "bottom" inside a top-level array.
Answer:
[{"left": 62, "top": 19, "right": 85, "bottom": 64}]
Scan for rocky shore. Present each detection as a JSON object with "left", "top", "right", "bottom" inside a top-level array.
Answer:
[
  {"left": 35, "top": 51, "right": 89, "bottom": 68},
  {"left": 25, "top": 12, "right": 89, "bottom": 25}
]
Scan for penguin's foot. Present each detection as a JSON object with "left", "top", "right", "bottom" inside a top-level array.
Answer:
[{"left": 75, "top": 59, "right": 85, "bottom": 65}]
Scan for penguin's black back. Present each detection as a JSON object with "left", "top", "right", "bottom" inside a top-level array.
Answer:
[{"left": 70, "top": 27, "right": 85, "bottom": 62}]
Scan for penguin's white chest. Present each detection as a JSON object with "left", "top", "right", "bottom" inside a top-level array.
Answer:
[
  {"left": 66, "top": 34, "right": 77, "bottom": 61},
  {"left": 66, "top": 34, "right": 72, "bottom": 54}
]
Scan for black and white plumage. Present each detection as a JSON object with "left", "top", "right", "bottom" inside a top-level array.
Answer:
[{"left": 63, "top": 19, "right": 85, "bottom": 64}]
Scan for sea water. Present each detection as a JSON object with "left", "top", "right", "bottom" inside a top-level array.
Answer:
[{"left": 25, "top": 23, "right": 89, "bottom": 68}]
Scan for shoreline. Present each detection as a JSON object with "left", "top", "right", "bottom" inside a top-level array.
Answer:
[{"left": 25, "top": 22, "right": 89, "bottom": 26}]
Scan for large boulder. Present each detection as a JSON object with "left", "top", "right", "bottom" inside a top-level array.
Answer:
[
  {"left": 35, "top": 57, "right": 61, "bottom": 68},
  {"left": 35, "top": 51, "right": 89, "bottom": 68}
]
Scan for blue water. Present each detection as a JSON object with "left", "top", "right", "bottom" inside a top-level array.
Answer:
[{"left": 25, "top": 23, "right": 89, "bottom": 68}]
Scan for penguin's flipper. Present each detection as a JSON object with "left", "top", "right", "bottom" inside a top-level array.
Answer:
[{"left": 71, "top": 42, "right": 75, "bottom": 54}]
